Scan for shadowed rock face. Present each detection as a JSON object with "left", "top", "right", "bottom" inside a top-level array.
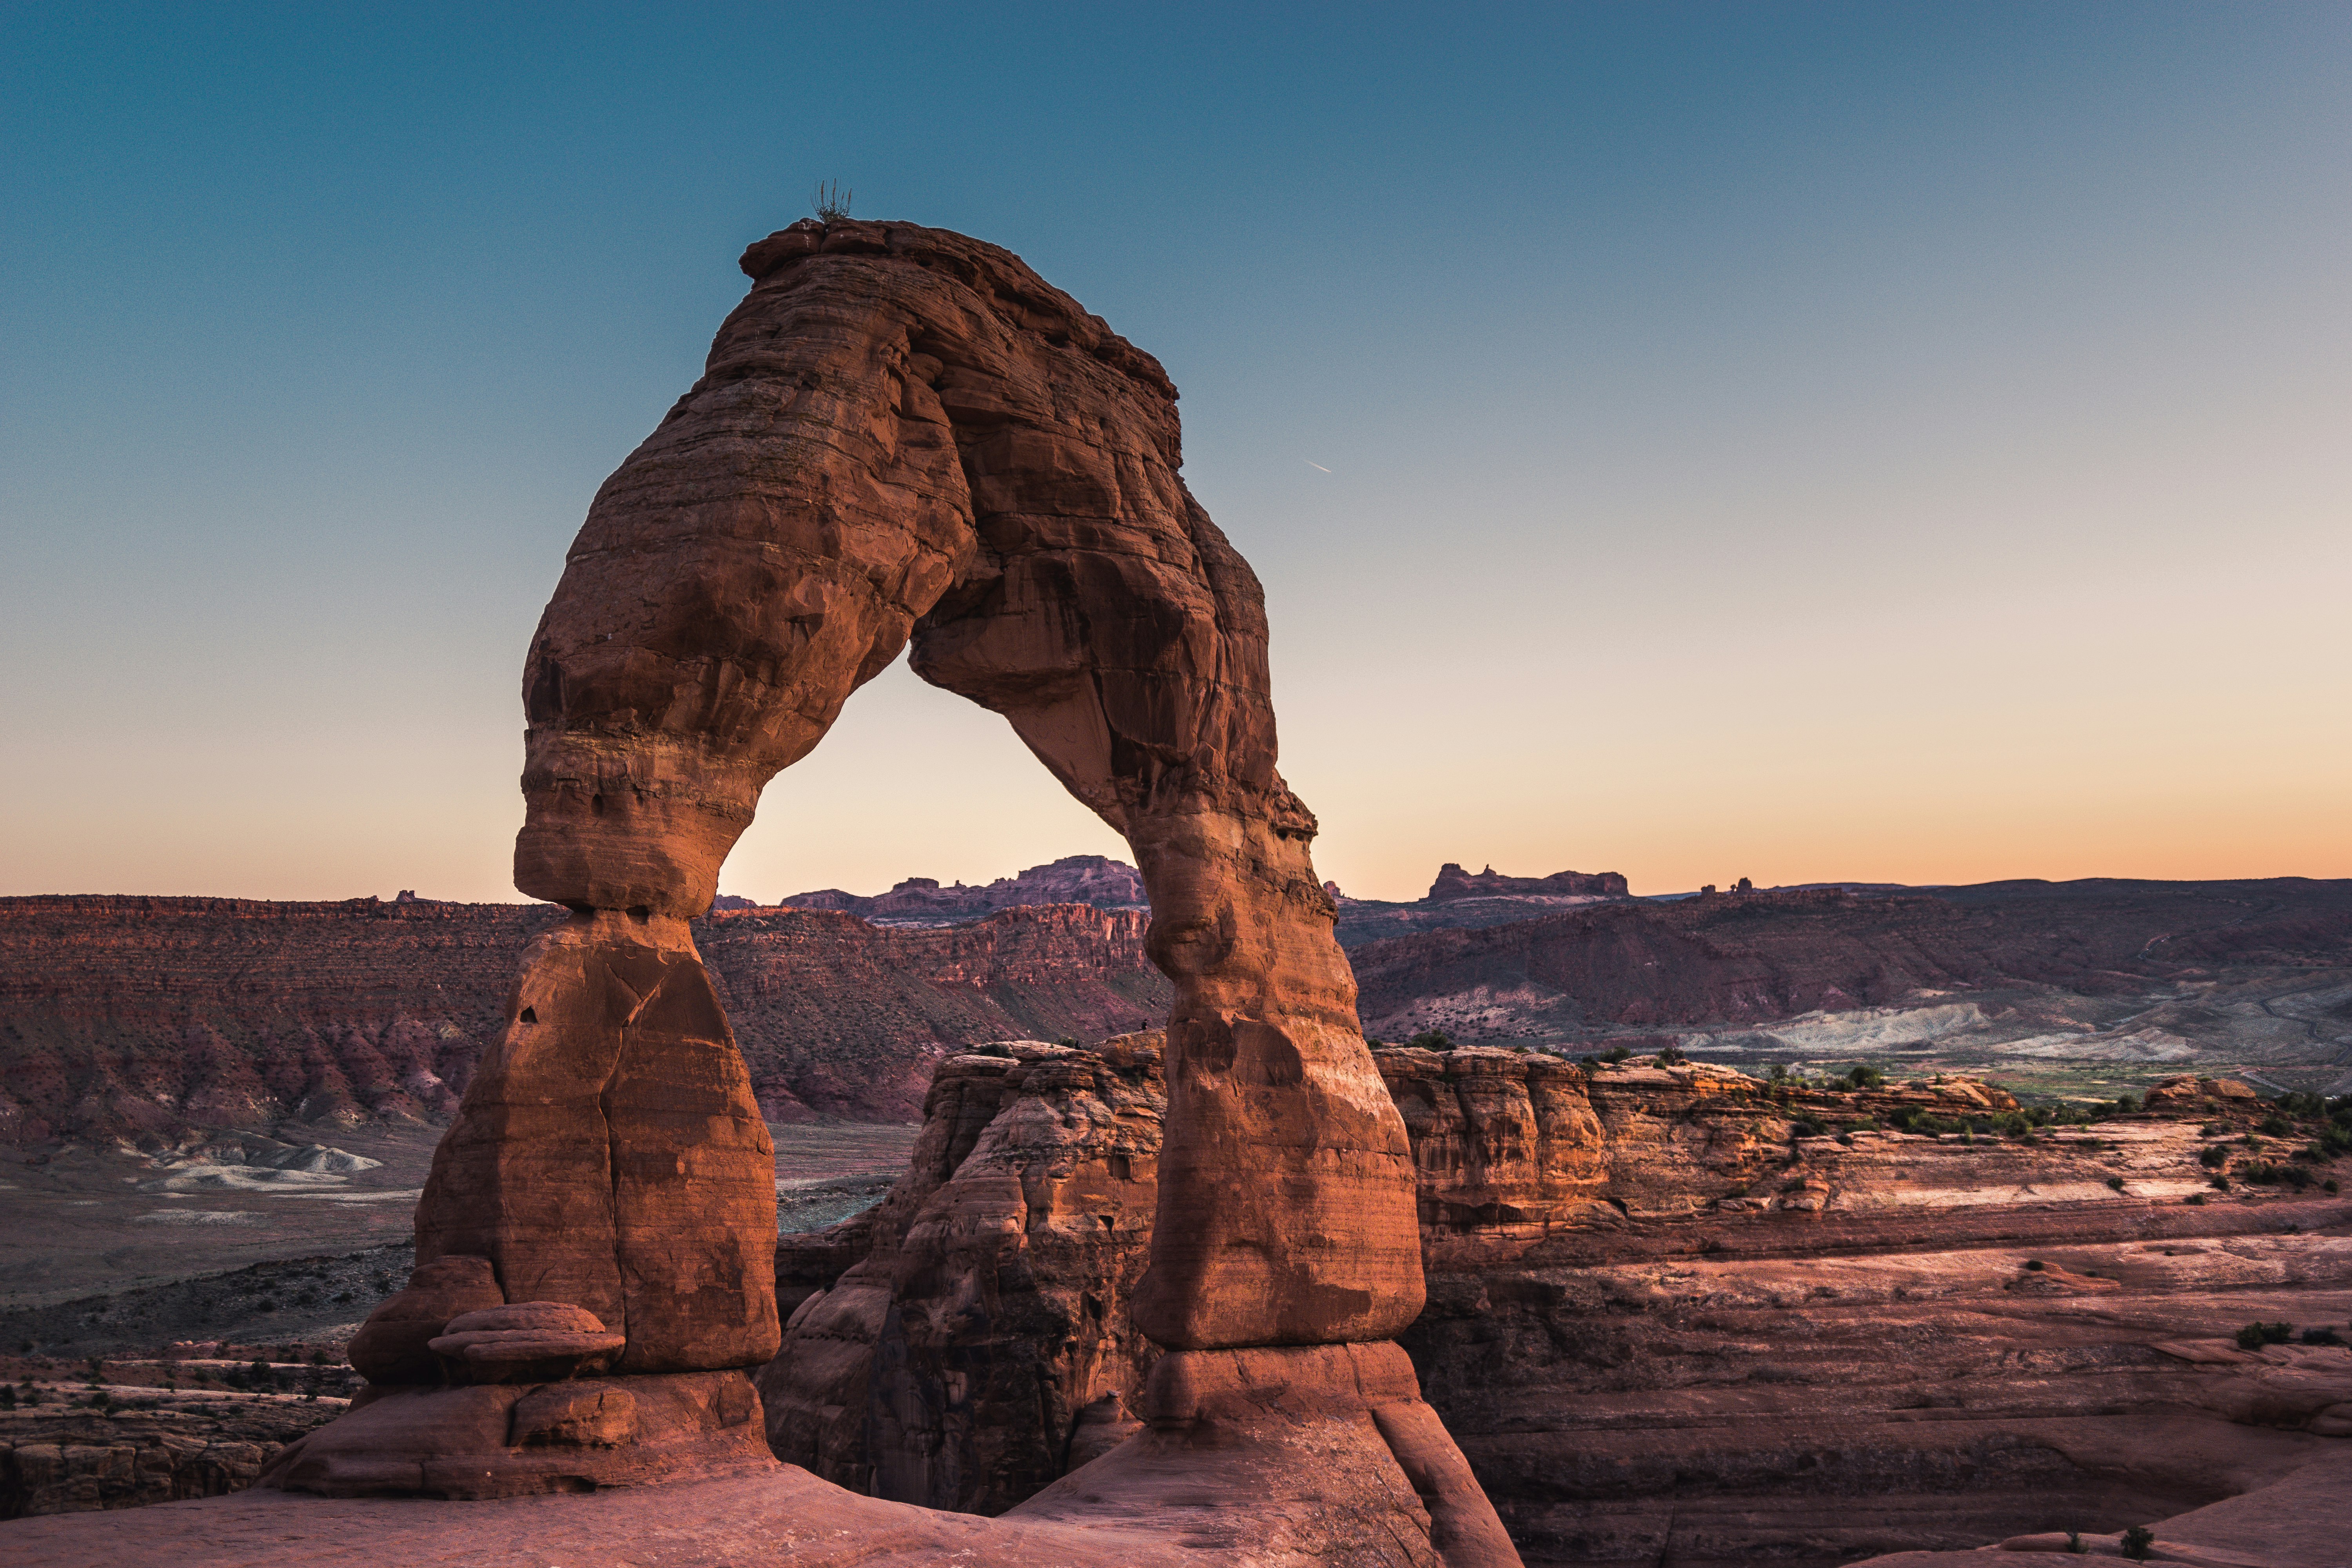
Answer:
[
  {"left": 760, "top": 1037, "right": 1165, "bottom": 1513},
  {"left": 509, "top": 218, "right": 1421, "bottom": 1354}
]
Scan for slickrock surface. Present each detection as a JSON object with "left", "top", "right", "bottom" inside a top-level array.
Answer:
[
  {"left": 0, "top": 894, "right": 1166, "bottom": 1142},
  {"left": 0, "top": 1466, "right": 1212, "bottom": 1566}
]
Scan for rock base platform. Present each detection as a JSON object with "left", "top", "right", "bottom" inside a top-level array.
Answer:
[{"left": 261, "top": 1370, "right": 768, "bottom": 1501}]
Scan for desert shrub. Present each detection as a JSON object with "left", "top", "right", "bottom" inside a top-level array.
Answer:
[
  {"left": 1789, "top": 1117, "right": 1828, "bottom": 1139},
  {"left": 2065, "top": 1531, "right": 2086, "bottom": 1555},
  {"left": 2105, "top": 1176, "right": 2126, "bottom": 1191},
  {"left": 2236, "top": 1321, "right": 2294, "bottom": 1349},
  {"left": 2301, "top": 1326, "right": 2344, "bottom": 1346},
  {"left": 2023, "top": 1259, "right": 2045, "bottom": 1272},
  {"left": 1658, "top": 1044, "right": 1688, "bottom": 1065},
  {"left": 2261, "top": 1114, "right": 2293, "bottom": 1136},
  {"left": 2200, "top": 1144, "right": 2228, "bottom": 1168},
  {"left": 1406, "top": 1030, "right": 1454, "bottom": 1050},
  {"left": 1846, "top": 1064, "right": 1886, "bottom": 1091},
  {"left": 2210, "top": 1173, "right": 2230, "bottom": 1191},
  {"left": 1995, "top": 1111, "right": 2032, "bottom": 1137},
  {"left": 2277, "top": 1092, "right": 2326, "bottom": 1118},
  {"left": 2112, "top": 1093, "right": 2141, "bottom": 1114},
  {"left": 2120, "top": 1525, "right": 2154, "bottom": 1561},
  {"left": 812, "top": 180, "right": 852, "bottom": 221},
  {"left": 2328, "top": 1180, "right": 2341, "bottom": 1193},
  {"left": 2323, "top": 1125, "right": 2352, "bottom": 1153},
  {"left": 2184, "top": 1193, "right": 2207, "bottom": 1206},
  {"left": 1767, "top": 1063, "right": 1791, "bottom": 1084},
  {"left": 1851, "top": 1117, "right": 1879, "bottom": 1132},
  {"left": 1600, "top": 1044, "right": 1632, "bottom": 1063}
]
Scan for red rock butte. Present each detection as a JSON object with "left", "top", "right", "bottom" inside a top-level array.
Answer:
[{"left": 146, "top": 218, "right": 1519, "bottom": 1564}]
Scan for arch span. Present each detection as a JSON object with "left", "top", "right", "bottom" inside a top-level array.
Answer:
[
  {"left": 340, "top": 221, "right": 1517, "bottom": 1563},
  {"left": 479, "top": 218, "right": 1421, "bottom": 1352}
]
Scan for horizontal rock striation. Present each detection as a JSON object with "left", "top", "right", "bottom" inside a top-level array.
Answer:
[
  {"left": 1, "top": 1399, "right": 334, "bottom": 1518},
  {"left": 766, "top": 1041, "right": 2352, "bottom": 1564},
  {"left": 1351, "top": 877, "right": 2352, "bottom": 1042},
  {"left": 0, "top": 896, "right": 1169, "bottom": 1142}
]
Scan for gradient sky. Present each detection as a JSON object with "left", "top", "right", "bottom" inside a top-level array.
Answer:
[{"left": 5, "top": 3, "right": 2347, "bottom": 905}]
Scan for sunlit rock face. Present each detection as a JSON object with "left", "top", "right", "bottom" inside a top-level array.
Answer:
[
  {"left": 507, "top": 217, "right": 1423, "bottom": 1354},
  {"left": 285, "top": 218, "right": 1510, "bottom": 1562}
]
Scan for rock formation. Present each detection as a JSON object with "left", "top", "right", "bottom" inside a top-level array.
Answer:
[
  {"left": 780, "top": 853, "right": 1148, "bottom": 922},
  {"left": 0, "top": 894, "right": 1168, "bottom": 1143},
  {"left": 240, "top": 218, "right": 1512, "bottom": 1561},
  {"left": 9, "top": 874, "right": 2348, "bottom": 1148},
  {"left": 1425, "top": 865, "right": 1630, "bottom": 902},
  {"left": 760, "top": 1036, "right": 1165, "bottom": 1513},
  {"left": 1349, "top": 878, "right": 2352, "bottom": 1068},
  {"left": 760, "top": 1038, "right": 2352, "bottom": 1564}
]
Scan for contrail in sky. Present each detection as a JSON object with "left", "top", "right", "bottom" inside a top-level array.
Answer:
[{"left": 1306, "top": 461, "right": 1331, "bottom": 473}]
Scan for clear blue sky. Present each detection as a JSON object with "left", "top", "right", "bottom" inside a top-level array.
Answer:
[{"left": 5, "top": 3, "right": 2347, "bottom": 902}]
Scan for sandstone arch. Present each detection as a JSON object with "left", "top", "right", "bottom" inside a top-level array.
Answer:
[
  {"left": 495, "top": 217, "right": 1421, "bottom": 1354},
  {"left": 292, "top": 220, "right": 1514, "bottom": 1564}
]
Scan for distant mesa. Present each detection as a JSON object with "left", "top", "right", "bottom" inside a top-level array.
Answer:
[
  {"left": 1425, "top": 862, "right": 1630, "bottom": 902},
  {"left": 767, "top": 855, "right": 1148, "bottom": 925}
]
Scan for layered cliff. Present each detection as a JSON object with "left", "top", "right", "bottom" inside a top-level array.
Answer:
[
  {"left": 0, "top": 897, "right": 1168, "bottom": 1142},
  {"left": 1350, "top": 879, "right": 2352, "bottom": 1093},
  {"left": 763, "top": 1044, "right": 2352, "bottom": 1563}
]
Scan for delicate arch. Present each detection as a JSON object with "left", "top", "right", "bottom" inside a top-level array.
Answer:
[{"left": 501, "top": 219, "right": 1419, "bottom": 1350}]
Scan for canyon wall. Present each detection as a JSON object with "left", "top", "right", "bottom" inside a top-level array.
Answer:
[
  {"left": 11, "top": 875, "right": 2346, "bottom": 1150},
  {"left": 0, "top": 896, "right": 1168, "bottom": 1143},
  {"left": 1351, "top": 880, "right": 2352, "bottom": 1092},
  {"left": 764, "top": 1042, "right": 2352, "bottom": 1563}
]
